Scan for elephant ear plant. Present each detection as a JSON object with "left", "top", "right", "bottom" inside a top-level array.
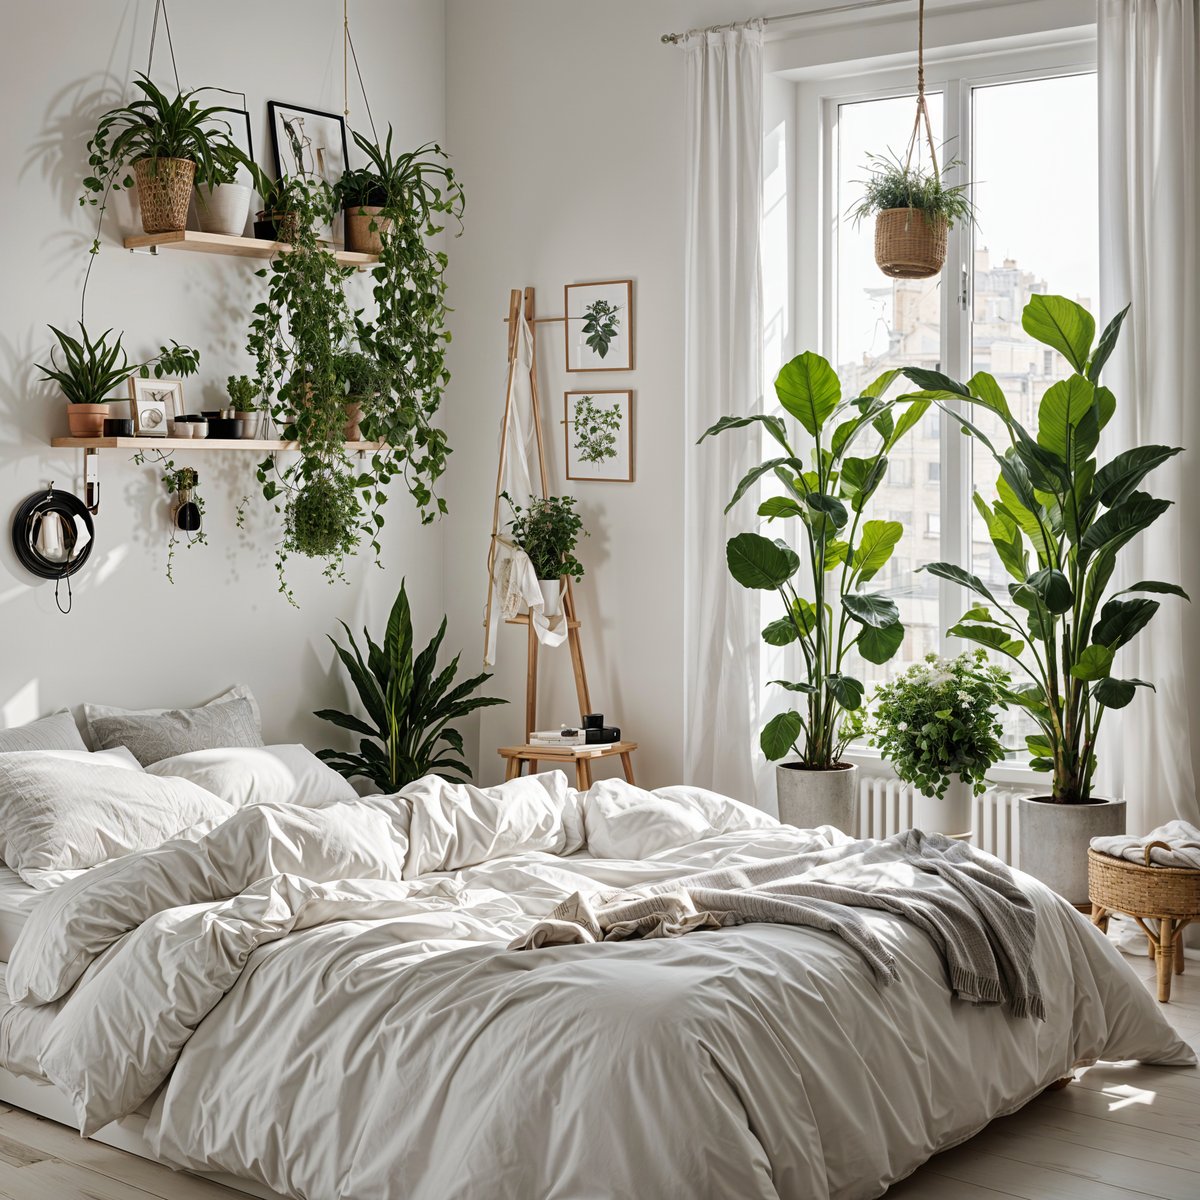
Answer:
[
  {"left": 701, "top": 352, "right": 930, "bottom": 769},
  {"left": 906, "top": 295, "right": 1187, "bottom": 805}
]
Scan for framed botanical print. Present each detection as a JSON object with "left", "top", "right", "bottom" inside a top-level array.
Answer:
[
  {"left": 565, "top": 390, "right": 633, "bottom": 482},
  {"left": 564, "top": 280, "right": 633, "bottom": 372}
]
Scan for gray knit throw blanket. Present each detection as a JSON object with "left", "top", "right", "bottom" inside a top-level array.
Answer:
[{"left": 509, "top": 830, "right": 1045, "bottom": 1020}]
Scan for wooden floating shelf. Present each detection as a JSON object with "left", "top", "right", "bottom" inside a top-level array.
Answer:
[
  {"left": 51, "top": 437, "right": 383, "bottom": 452},
  {"left": 122, "top": 229, "right": 379, "bottom": 268}
]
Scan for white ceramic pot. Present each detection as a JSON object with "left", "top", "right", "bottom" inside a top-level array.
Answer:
[
  {"left": 1018, "top": 796, "right": 1126, "bottom": 906},
  {"left": 539, "top": 578, "right": 563, "bottom": 619},
  {"left": 912, "top": 777, "right": 974, "bottom": 838},
  {"left": 776, "top": 762, "right": 859, "bottom": 836},
  {"left": 194, "top": 183, "right": 252, "bottom": 237}
]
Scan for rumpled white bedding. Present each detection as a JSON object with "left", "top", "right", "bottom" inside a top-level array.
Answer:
[
  {"left": 1092, "top": 819, "right": 1200, "bottom": 869},
  {"left": 8, "top": 773, "right": 1193, "bottom": 1200}
]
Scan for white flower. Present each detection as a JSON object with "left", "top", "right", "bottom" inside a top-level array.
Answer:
[
  {"left": 897, "top": 721, "right": 908, "bottom": 731},
  {"left": 957, "top": 690, "right": 972, "bottom": 703}
]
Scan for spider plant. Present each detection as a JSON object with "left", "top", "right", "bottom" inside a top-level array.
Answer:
[
  {"left": 848, "top": 149, "right": 974, "bottom": 228},
  {"left": 315, "top": 579, "right": 506, "bottom": 792},
  {"left": 335, "top": 126, "right": 465, "bottom": 228}
]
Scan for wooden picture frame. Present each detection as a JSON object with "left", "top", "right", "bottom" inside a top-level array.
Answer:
[
  {"left": 564, "top": 280, "right": 634, "bottom": 372},
  {"left": 564, "top": 390, "right": 634, "bottom": 482}
]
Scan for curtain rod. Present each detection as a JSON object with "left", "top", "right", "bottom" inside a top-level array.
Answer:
[{"left": 660, "top": 0, "right": 909, "bottom": 44}]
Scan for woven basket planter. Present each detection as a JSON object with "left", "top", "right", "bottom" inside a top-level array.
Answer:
[
  {"left": 874, "top": 207, "right": 948, "bottom": 279},
  {"left": 133, "top": 157, "right": 195, "bottom": 234}
]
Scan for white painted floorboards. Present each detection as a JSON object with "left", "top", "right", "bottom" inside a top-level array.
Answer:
[{"left": 0, "top": 956, "right": 1193, "bottom": 1199}]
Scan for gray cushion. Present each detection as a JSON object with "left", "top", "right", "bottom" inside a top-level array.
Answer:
[
  {"left": 89, "top": 698, "right": 264, "bottom": 767},
  {"left": 0, "top": 711, "right": 87, "bottom": 754},
  {"left": 82, "top": 683, "right": 261, "bottom": 750}
]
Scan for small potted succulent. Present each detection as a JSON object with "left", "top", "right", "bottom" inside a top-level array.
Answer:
[
  {"left": 38, "top": 323, "right": 200, "bottom": 436},
  {"left": 226, "top": 374, "right": 260, "bottom": 438},
  {"left": 503, "top": 493, "right": 586, "bottom": 618},
  {"left": 867, "top": 651, "right": 1010, "bottom": 836},
  {"left": 82, "top": 74, "right": 241, "bottom": 236}
]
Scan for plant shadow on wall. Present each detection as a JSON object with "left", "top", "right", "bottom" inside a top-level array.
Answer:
[{"left": 701, "top": 354, "right": 930, "bottom": 830}]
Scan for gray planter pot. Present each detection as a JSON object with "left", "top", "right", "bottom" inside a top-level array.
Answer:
[
  {"left": 776, "top": 763, "right": 858, "bottom": 836},
  {"left": 1018, "top": 795, "right": 1126, "bottom": 906}
]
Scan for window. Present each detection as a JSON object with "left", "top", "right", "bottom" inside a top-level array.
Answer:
[{"left": 815, "top": 48, "right": 1098, "bottom": 756}]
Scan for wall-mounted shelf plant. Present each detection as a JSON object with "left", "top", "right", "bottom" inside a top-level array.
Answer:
[{"left": 123, "top": 229, "right": 378, "bottom": 269}]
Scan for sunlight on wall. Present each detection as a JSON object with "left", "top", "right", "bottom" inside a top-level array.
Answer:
[
  {"left": 2, "top": 680, "right": 40, "bottom": 729},
  {"left": 762, "top": 119, "right": 790, "bottom": 381}
]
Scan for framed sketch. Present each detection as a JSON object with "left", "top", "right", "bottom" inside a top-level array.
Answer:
[
  {"left": 565, "top": 391, "right": 633, "bottom": 482},
  {"left": 225, "top": 107, "right": 255, "bottom": 185},
  {"left": 129, "top": 377, "right": 183, "bottom": 437},
  {"left": 267, "top": 101, "right": 348, "bottom": 245},
  {"left": 564, "top": 280, "right": 634, "bottom": 372}
]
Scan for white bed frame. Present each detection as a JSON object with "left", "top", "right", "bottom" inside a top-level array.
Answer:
[{"left": 0, "top": 1067, "right": 288, "bottom": 1199}]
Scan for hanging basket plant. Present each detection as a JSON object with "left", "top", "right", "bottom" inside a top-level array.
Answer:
[{"left": 849, "top": 0, "right": 974, "bottom": 279}]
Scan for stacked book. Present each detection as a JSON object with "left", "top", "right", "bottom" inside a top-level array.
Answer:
[{"left": 529, "top": 729, "right": 585, "bottom": 748}]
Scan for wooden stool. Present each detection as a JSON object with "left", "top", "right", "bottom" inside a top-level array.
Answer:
[
  {"left": 499, "top": 741, "right": 638, "bottom": 790},
  {"left": 1089, "top": 841, "right": 1200, "bottom": 1003}
]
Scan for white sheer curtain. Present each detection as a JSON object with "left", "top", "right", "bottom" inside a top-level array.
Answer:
[
  {"left": 1098, "top": 0, "right": 1200, "bottom": 831},
  {"left": 682, "top": 22, "right": 764, "bottom": 800}
]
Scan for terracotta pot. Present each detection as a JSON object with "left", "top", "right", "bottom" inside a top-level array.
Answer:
[
  {"left": 67, "top": 403, "right": 111, "bottom": 437},
  {"left": 1018, "top": 796, "right": 1127, "bottom": 905},
  {"left": 343, "top": 400, "right": 363, "bottom": 442},
  {"left": 133, "top": 157, "right": 195, "bottom": 234},
  {"left": 194, "top": 183, "right": 252, "bottom": 237},
  {"left": 776, "top": 762, "right": 859, "bottom": 835},
  {"left": 344, "top": 205, "right": 391, "bottom": 255}
]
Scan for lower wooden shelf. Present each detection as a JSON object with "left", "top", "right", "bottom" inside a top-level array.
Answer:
[{"left": 50, "top": 437, "right": 383, "bottom": 451}]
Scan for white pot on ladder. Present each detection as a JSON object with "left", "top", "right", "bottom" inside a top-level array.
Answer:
[{"left": 538, "top": 577, "right": 563, "bottom": 619}]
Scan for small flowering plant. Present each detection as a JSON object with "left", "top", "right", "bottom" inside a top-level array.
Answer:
[{"left": 868, "top": 650, "right": 1010, "bottom": 798}]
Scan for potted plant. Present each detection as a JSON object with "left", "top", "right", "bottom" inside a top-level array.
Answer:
[
  {"left": 226, "top": 374, "right": 260, "bottom": 438},
  {"left": 38, "top": 324, "right": 200, "bottom": 436},
  {"left": 194, "top": 149, "right": 252, "bottom": 238},
  {"left": 503, "top": 493, "right": 586, "bottom": 618},
  {"left": 867, "top": 651, "right": 1010, "bottom": 836},
  {"left": 81, "top": 74, "right": 240, "bottom": 236},
  {"left": 907, "top": 295, "right": 1187, "bottom": 902},
  {"left": 332, "top": 351, "right": 381, "bottom": 442},
  {"left": 283, "top": 467, "right": 361, "bottom": 579},
  {"left": 849, "top": 150, "right": 973, "bottom": 279},
  {"left": 249, "top": 165, "right": 300, "bottom": 243},
  {"left": 315, "top": 579, "right": 506, "bottom": 791},
  {"left": 700, "top": 352, "right": 929, "bottom": 833}
]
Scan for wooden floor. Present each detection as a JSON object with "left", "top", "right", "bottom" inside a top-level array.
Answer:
[{"left": 0, "top": 955, "right": 1193, "bottom": 1199}]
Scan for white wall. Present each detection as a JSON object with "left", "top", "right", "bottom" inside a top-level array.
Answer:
[{"left": 0, "top": 1, "right": 446, "bottom": 745}]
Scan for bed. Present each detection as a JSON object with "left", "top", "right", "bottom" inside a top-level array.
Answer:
[{"left": 0, "top": 769, "right": 1190, "bottom": 1200}]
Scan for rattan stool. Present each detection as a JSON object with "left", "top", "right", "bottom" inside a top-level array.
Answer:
[{"left": 1089, "top": 840, "right": 1200, "bottom": 1003}]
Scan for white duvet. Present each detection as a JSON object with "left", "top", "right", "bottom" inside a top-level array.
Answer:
[{"left": 7, "top": 773, "right": 1193, "bottom": 1200}]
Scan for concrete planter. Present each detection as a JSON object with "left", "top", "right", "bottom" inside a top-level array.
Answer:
[
  {"left": 1019, "top": 795, "right": 1126, "bottom": 905},
  {"left": 912, "top": 777, "right": 973, "bottom": 838},
  {"left": 195, "top": 183, "right": 252, "bottom": 237},
  {"left": 776, "top": 762, "right": 858, "bottom": 836}
]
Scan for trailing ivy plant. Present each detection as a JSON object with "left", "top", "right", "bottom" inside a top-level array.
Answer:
[
  {"left": 903, "top": 295, "right": 1188, "bottom": 804},
  {"left": 572, "top": 395, "right": 622, "bottom": 464},
  {"left": 701, "top": 352, "right": 929, "bottom": 769}
]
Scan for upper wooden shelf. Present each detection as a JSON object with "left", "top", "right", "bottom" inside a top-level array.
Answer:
[
  {"left": 51, "top": 436, "right": 383, "bottom": 451},
  {"left": 122, "top": 229, "right": 379, "bottom": 268}
]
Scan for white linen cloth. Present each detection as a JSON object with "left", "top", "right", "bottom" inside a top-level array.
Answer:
[
  {"left": 1098, "top": 0, "right": 1200, "bottom": 830},
  {"left": 484, "top": 536, "right": 566, "bottom": 667},
  {"left": 1092, "top": 819, "right": 1200, "bottom": 869},
  {"left": 682, "top": 21, "right": 765, "bottom": 800},
  {"left": 8, "top": 775, "right": 1191, "bottom": 1200}
]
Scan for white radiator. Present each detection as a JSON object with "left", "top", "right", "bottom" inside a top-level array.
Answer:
[{"left": 857, "top": 775, "right": 1033, "bottom": 868}]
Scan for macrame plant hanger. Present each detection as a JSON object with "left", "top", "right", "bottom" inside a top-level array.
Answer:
[{"left": 873, "top": 0, "right": 948, "bottom": 279}]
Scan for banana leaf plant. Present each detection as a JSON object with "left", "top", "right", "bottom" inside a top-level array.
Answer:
[
  {"left": 315, "top": 580, "right": 506, "bottom": 793},
  {"left": 901, "top": 294, "right": 1187, "bottom": 804},
  {"left": 700, "top": 351, "right": 932, "bottom": 768}
]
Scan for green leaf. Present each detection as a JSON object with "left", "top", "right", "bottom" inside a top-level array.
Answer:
[
  {"left": 1087, "top": 303, "right": 1129, "bottom": 383},
  {"left": 901, "top": 367, "right": 970, "bottom": 397},
  {"left": 858, "top": 619, "right": 905, "bottom": 664},
  {"left": 948, "top": 622, "right": 1025, "bottom": 658},
  {"left": 1080, "top": 491, "right": 1172, "bottom": 558},
  {"left": 725, "top": 457, "right": 799, "bottom": 512},
  {"left": 885, "top": 398, "right": 931, "bottom": 451},
  {"left": 805, "top": 491, "right": 849, "bottom": 531},
  {"left": 761, "top": 711, "right": 803, "bottom": 760},
  {"left": 774, "top": 351, "right": 841, "bottom": 437},
  {"left": 822, "top": 539, "right": 849, "bottom": 571},
  {"left": 972, "top": 493, "right": 1027, "bottom": 581},
  {"left": 1026, "top": 567, "right": 1074, "bottom": 614},
  {"left": 757, "top": 495, "right": 805, "bottom": 521},
  {"left": 859, "top": 368, "right": 900, "bottom": 399},
  {"left": 762, "top": 617, "right": 799, "bottom": 646},
  {"left": 851, "top": 519, "right": 902, "bottom": 582},
  {"left": 770, "top": 679, "right": 817, "bottom": 693},
  {"left": 1071, "top": 644, "right": 1114, "bottom": 681},
  {"left": 842, "top": 592, "right": 899, "bottom": 628},
  {"left": 698, "top": 412, "right": 791, "bottom": 452},
  {"left": 1022, "top": 294, "right": 1095, "bottom": 374},
  {"left": 1113, "top": 580, "right": 1190, "bottom": 601},
  {"left": 1094, "top": 676, "right": 1153, "bottom": 709},
  {"left": 725, "top": 533, "right": 799, "bottom": 590},
  {"left": 920, "top": 562, "right": 999, "bottom": 605},
  {"left": 826, "top": 674, "right": 864, "bottom": 710},
  {"left": 1036, "top": 375, "right": 1095, "bottom": 461},
  {"left": 1092, "top": 446, "right": 1182, "bottom": 509},
  {"left": 1093, "top": 597, "right": 1159, "bottom": 650},
  {"left": 966, "top": 371, "right": 1011, "bottom": 420}
]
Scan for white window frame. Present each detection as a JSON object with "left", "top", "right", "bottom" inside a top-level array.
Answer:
[{"left": 795, "top": 35, "right": 1097, "bottom": 779}]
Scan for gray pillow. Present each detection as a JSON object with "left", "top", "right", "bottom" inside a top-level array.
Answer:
[
  {"left": 89, "top": 698, "right": 264, "bottom": 767},
  {"left": 82, "top": 683, "right": 261, "bottom": 749},
  {"left": 0, "top": 711, "right": 87, "bottom": 754}
]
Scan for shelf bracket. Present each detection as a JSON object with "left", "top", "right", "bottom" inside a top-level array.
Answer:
[
  {"left": 128, "top": 245, "right": 159, "bottom": 257},
  {"left": 83, "top": 447, "right": 100, "bottom": 514}
]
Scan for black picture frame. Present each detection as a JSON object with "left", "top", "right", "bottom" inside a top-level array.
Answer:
[{"left": 267, "top": 101, "right": 349, "bottom": 186}]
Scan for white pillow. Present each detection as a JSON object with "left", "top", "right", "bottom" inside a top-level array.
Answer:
[
  {"left": 0, "top": 753, "right": 233, "bottom": 888},
  {"left": 145, "top": 745, "right": 358, "bottom": 810},
  {"left": 82, "top": 684, "right": 261, "bottom": 750},
  {"left": 0, "top": 711, "right": 87, "bottom": 754},
  {"left": 12, "top": 747, "right": 143, "bottom": 771}
]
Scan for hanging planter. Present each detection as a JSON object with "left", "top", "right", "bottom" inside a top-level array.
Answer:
[{"left": 849, "top": 0, "right": 974, "bottom": 280}]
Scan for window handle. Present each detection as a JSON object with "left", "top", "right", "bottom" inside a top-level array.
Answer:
[{"left": 960, "top": 264, "right": 970, "bottom": 312}]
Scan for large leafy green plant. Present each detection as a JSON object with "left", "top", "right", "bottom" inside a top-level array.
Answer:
[
  {"left": 38, "top": 323, "right": 199, "bottom": 404},
  {"left": 906, "top": 295, "right": 1187, "bottom": 804},
  {"left": 701, "top": 352, "right": 929, "bottom": 768},
  {"left": 504, "top": 493, "right": 587, "bottom": 582},
  {"left": 315, "top": 580, "right": 506, "bottom": 792}
]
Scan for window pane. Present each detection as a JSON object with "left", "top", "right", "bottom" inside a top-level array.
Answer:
[
  {"left": 835, "top": 93, "right": 944, "bottom": 686},
  {"left": 968, "top": 72, "right": 1098, "bottom": 750}
]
